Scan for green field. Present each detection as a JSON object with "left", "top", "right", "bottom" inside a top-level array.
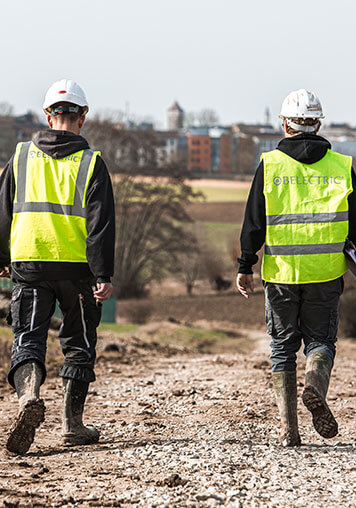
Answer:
[
  {"left": 153, "top": 326, "right": 251, "bottom": 353},
  {"left": 197, "top": 221, "right": 240, "bottom": 261},
  {"left": 194, "top": 186, "right": 249, "bottom": 203},
  {"left": 200, "top": 221, "right": 240, "bottom": 234},
  {"left": 98, "top": 323, "right": 140, "bottom": 333}
]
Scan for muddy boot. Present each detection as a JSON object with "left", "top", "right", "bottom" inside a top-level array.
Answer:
[
  {"left": 6, "top": 362, "right": 45, "bottom": 455},
  {"left": 302, "top": 353, "right": 338, "bottom": 439},
  {"left": 272, "top": 371, "right": 301, "bottom": 447},
  {"left": 62, "top": 378, "right": 99, "bottom": 446}
]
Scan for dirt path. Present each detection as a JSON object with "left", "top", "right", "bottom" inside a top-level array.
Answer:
[{"left": 0, "top": 335, "right": 355, "bottom": 507}]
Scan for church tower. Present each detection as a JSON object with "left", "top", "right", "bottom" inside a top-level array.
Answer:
[
  {"left": 264, "top": 107, "right": 271, "bottom": 125},
  {"left": 167, "top": 101, "right": 184, "bottom": 130}
]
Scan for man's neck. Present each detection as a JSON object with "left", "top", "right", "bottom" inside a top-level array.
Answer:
[{"left": 52, "top": 125, "right": 80, "bottom": 135}]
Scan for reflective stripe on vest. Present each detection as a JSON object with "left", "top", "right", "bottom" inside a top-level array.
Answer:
[
  {"left": 265, "top": 242, "right": 345, "bottom": 256},
  {"left": 266, "top": 211, "right": 349, "bottom": 226},
  {"left": 261, "top": 149, "right": 352, "bottom": 284},
  {"left": 10, "top": 141, "right": 100, "bottom": 263}
]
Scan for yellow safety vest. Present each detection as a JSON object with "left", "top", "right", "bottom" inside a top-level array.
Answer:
[
  {"left": 262, "top": 149, "right": 352, "bottom": 284},
  {"left": 11, "top": 141, "right": 100, "bottom": 263}
]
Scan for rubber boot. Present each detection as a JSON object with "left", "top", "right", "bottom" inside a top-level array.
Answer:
[
  {"left": 302, "top": 353, "right": 338, "bottom": 439},
  {"left": 6, "top": 361, "right": 45, "bottom": 455},
  {"left": 62, "top": 378, "right": 99, "bottom": 446},
  {"left": 272, "top": 371, "right": 301, "bottom": 447}
]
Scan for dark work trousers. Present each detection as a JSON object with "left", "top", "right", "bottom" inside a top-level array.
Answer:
[
  {"left": 8, "top": 278, "right": 102, "bottom": 388},
  {"left": 263, "top": 277, "right": 344, "bottom": 372}
]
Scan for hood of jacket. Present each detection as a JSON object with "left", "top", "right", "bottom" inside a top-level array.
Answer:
[
  {"left": 32, "top": 129, "right": 90, "bottom": 159},
  {"left": 277, "top": 133, "right": 331, "bottom": 164}
]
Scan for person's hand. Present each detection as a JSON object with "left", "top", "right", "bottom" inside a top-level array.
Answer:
[
  {"left": 0, "top": 265, "right": 11, "bottom": 278},
  {"left": 93, "top": 282, "right": 113, "bottom": 302},
  {"left": 236, "top": 273, "right": 254, "bottom": 299}
]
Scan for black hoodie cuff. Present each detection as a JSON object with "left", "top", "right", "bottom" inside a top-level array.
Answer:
[
  {"left": 237, "top": 262, "right": 253, "bottom": 274},
  {"left": 237, "top": 253, "right": 259, "bottom": 274},
  {"left": 96, "top": 276, "right": 111, "bottom": 283}
]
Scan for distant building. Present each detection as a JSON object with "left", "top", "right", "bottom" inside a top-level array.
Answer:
[
  {"left": 186, "top": 126, "right": 232, "bottom": 174},
  {"left": 167, "top": 101, "right": 184, "bottom": 130},
  {"left": 0, "top": 111, "right": 45, "bottom": 166},
  {"left": 209, "top": 127, "right": 232, "bottom": 173},
  {"left": 0, "top": 116, "right": 17, "bottom": 166},
  {"left": 321, "top": 123, "right": 356, "bottom": 160},
  {"left": 186, "top": 127, "right": 211, "bottom": 172},
  {"left": 321, "top": 123, "right": 356, "bottom": 141},
  {"left": 232, "top": 123, "right": 282, "bottom": 173},
  {"left": 331, "top": 140, "right": 356, "bottom": 159},
  {"left": 156, "top": 130, "right": 188, "bottom": 166},
  {"left": 137, "top": 121, "right": 154, "bottom": 131},
  {"left": 15, "top": 111, "right": 45, "bottom": 141}
]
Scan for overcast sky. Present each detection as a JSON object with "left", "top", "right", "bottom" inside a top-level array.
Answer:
[{"left": 1, "top": 0, "right": 355, "bottom": 128}]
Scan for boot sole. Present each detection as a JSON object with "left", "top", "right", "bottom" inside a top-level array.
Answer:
[
  {"left": 302, "top": 386, "right": 338, "bottom": 439},
  {"left": 62, "top": 429, "right": 99, "bottom": 446},
  {"left": 280, "top": 434, "right": 301, "bottom": 447},
  {"left": 6, "top": 399, "right": 45, "bottom": 455}
]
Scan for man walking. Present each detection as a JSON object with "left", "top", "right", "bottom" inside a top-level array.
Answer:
[
  {"left": 237, "top": 89, "right": 356, "bottom": 446},
  {"left": 0, "top": 79, "right": 115, "bottom": 454}
]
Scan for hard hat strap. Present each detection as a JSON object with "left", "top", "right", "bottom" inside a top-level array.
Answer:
[
  {"left": 51, "top": 104, "right": 81, "bottom": 116},
  {"left": 286, "top": 119, "right": 319, "bottom": 133}
]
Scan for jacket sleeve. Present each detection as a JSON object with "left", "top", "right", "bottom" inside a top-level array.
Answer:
[
  {"left": 238, "top": 160, "right": 266, "bottom": 274},
  {"left": 0, "top": 157, "right": 15, "bottom": 268},
  {"left": 85, "top": 156, "right": 115, "bottom": 282},
  {"left": 348, "top": 167, "right": 356, "bottom": 244}
]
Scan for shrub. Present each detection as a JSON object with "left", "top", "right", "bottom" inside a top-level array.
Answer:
[
  {"left": 339, "top": 290, "right": 356, "bottom": 338},
  {"left": 124, "top": 302, "right": 153, "bottom": 325}
]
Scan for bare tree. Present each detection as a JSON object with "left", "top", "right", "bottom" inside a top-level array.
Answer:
[
  {"left": 234, "top": 136, "right": 257, "bottom": 174},
  {"left": 0, "top": 102, "right": 13, "bottom": 117},
  {"left": 196, "top": 109, "right": 219, "bottom": 126},
  {"left": 134, "top": 115, "right": 160, "bottom": 130},
  {"left": 84, "top": 119, "right": 200, "bottom": 298},
  {"left": 184, "top": 109, "right": 219, "bottom": 127},
  {"left": 176, "top": 247, "right": 201, "bottom": 295},
  {"left": 94, "top": 109, "right": 126, "bottom": 124},
  {"left": 184, "top": 111, "right": 197, "bottom": 128},
  {"left": 199, "top": 242, "right": 231, "bottom": 292}
]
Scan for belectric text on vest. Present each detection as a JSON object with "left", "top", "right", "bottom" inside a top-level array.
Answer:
[
  {"left": 272, "top": 176, "right": 345, "bottom": 186},
  {"left": 29, "top": 150, "right": 80, "bottom": 163}
]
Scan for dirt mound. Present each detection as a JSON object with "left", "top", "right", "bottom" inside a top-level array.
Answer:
[
  {"left": 144, "top": 291, "right": 266, "bottom": 327},
  {"left": 96, "top": 330, "right": 188, "bottom": 365}
]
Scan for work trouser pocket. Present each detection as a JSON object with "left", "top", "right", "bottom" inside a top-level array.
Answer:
[
  {"left": 83, "top": 299, "right": 102, "bottom": 329},
  {"left": 265, "top": 306, "right": 274, "bottom": 335},
  {"left": 327, "top": 310, "right": 339, "bottom": 342},
  {"left": 11, "top": 284, "right": 41, "bottom": 334},
  {"left": 10, "top": 285, "right": 24, "bottom": 330},
  {"left": 78, "top": 280, "right": 102, "bottom": 330},
  {"left": 12, "top": 285, "right": 38, "bottom": 332}
]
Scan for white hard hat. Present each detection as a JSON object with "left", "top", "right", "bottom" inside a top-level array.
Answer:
[
  {"left": 43, "top": 79, "right": 89, "bottom": 115},
  {"left": 279, "top": 89, "right": 324, "bottom": 120}
]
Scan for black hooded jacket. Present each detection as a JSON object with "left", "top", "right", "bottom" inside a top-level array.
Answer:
[
  {"left": 238, "top": 133, "right": 356, "bottom": 274},
  {"left": 0, "top": 129, "right": 115, "bottom": 283}
]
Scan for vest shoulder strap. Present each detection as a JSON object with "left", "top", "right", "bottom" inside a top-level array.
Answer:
[{"left": 14, "top": 141, "right": 32, "bottom": 203}]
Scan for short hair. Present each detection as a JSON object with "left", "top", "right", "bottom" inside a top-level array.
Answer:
[
  {"left": 285, "top": 117, "right": 320, "bottom": 135},
  {"left": 49, "top": 101, "right": 84, "bottom": 122}
]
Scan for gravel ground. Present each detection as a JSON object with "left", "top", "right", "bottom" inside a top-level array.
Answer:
[{"left": 0, "top": 333, "right": 355, "bottom": 507}]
